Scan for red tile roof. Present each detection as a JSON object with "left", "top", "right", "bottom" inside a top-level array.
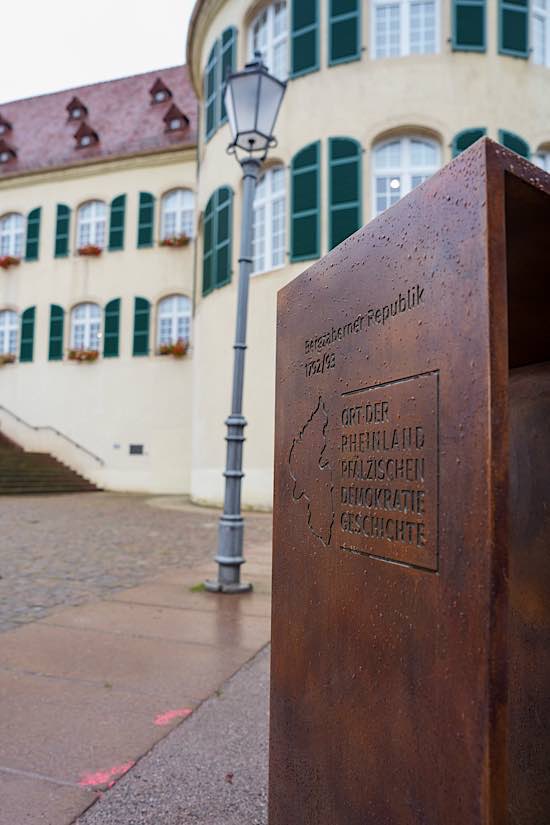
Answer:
[{"left": 0, "top": 65, "right": 197, "bottom": 179}]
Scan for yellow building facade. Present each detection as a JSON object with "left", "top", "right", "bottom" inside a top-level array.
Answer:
[
  {"left": 2, "top": 3, "right": 549, "bottom": 505},
  {"left": 187, "top": 0, "right": 550, "bottom": 508}
]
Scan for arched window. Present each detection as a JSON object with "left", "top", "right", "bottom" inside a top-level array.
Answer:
[
  {"left": 534, "top": 149, "right": 550, "bottom": 171},
  {"left": 250, "top": 2, "right": 288, "bottom": 80},
  {"left": 161, "top": 189, "right": 195, "bottom": 240},
  {"left": 373, "top": 136, "right": 440, "bottom": 216},
  {"left": 157, "top": 295, "right": 192, "bottom": 346},
  {"left": 533, "top": 0, "right": 550, "bottom": 65},
  {"left": 373, "top": 0, "right": 438, "bottom": 58},
  {"left": 252, "top": 166, "right": 286, "bottom": 274},
  {"left": 0, "top": 213, "right": 25, "bottom": 258},
  {"left": 71, "top": 303, "right": 101, "bottom": 351},
  {"left": 76, "top": 201, "right": 107, "bottom": 249},
  {"left": 0, "top": 310, "right": 18, "bottom": 355}
]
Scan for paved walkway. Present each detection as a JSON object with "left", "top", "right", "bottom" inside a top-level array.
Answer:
[
  {"left": 0, "top": 493, "right": 270, "bottom": 631},
  {"left": 0, "top": 494, "right": 272, "bottom": 825},
  {"left": 77, "top": 647, "right": 270, "bottom": 825}
]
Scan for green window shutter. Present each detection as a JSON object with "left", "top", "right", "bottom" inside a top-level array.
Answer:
[
  {"left": 103, "top": 298, "right": 121, "bottom": 358},
  {"left": 205, "top": 41, "right": 219, "bottom": 140},
  {"left": 328, "top": 138, "right": 361, "bottom": 250},
  {"left": 108, "top": 195, "right": 126, "bottom": 251},
  {"left": 220, "top": 28, "right": 237, "bottom": 124},
  {"left": 54, "top": 204, "right": 71, "bottom": 258},
  {"left": 137, "top": 192, "right": 155, "bottom": 248},
  {"left": 203, "top": 196, "right": 214, "bottom": 296},
  {"left": 452, "top": 128, "right": 487, "bottom": 157},
  {"left": 203, "top": 187, "right": 233, "bottom": 295},
  {"left": 329, "top": 0, "right": 361, "bottom": 65},
  {"left": 25, "top": 208, "right": 41, "bottom": 262},
  {"left": 48, "top": 305, "right": 65, "bottom": 361},
  {"left": 291, "top": 0, "right": 320, "bottom": 77},
  {"left": 19, "top": 307, "right": 35, "bottom": 362},
  {"left": 498, "top": 130, "right": 530, "bottom": 158},
  {"left": 452, "top": 0, "right": 486, "bottom": 51},
  {"left": 499, "top": 0, "right": 529, "bottom": 57},
  {"left": 291, "top": 141, "right": 321, "bottom": 261},
  {"left": 215, "top": 187, "right": 233, "bottom": 287},
  {"left": 133, "top": 297, "right": 150, "bottom": 356}
]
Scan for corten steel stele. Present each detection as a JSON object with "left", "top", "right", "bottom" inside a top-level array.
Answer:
[{"left": 270, "top": 138, "right": 550, "bottom": 825}]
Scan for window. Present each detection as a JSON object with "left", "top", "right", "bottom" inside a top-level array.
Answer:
[
  {"left": 533, "top": 0, "right": 550, "bottom": 65},
  {"left": 161, "top": 189, "right": 195, "bottom": 240},
  {"left": 71, "top": 303, "right": 101, "bottom": 351},
  {"left": 250, "top": 2, "right": 288, "bottom": 80},
  {"left": 157, "top": 295, "right": 191, "bottom": 347},
  {"left": 373, "top": 0, "right": 438, "bottom": 57},
  {"left": 252, "top": 166, "right": 286, "bottom": 273},
  {"left": 0, "top": 213, "right": 25, "bottom": 258},
  {"left": 77, "top": 201, "right": 107, "bottom": 249},
  {"left": 373, "top": 136, "right": 440, "bottom": 215},
  {"left": 0, "top": 310, "right": 18, "bottom": 355},
  {"left": 533, "top": 150, "right": 550, "bottom": 171}
]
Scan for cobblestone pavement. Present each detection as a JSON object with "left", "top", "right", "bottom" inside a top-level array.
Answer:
[{"left": 0, "top": 493, "right": 272, "bottom": 632}]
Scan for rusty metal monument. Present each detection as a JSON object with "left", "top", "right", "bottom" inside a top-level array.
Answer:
[{"left": 270, "top": 139, "right": 550, "bottom": 825}]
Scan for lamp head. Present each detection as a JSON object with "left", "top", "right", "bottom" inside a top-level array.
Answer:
[{"left": 223, "top": 53, "right": 286, "bottom": 161}]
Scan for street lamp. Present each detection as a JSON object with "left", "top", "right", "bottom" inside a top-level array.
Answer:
[{"left": 205, "top": 55, "right": 286, "bottom": 594}]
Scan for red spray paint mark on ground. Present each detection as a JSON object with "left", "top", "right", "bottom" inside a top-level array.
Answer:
[
  {"left": 79, "top": 761, "right": 135, "bottom": 789},
  {"left": 154, "top": 707, "right": 193, "bottom": 726}
]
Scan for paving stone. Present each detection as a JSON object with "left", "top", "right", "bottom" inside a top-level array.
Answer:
[{"left": 0, "top": 493, "right": 271, "bottom": 631}]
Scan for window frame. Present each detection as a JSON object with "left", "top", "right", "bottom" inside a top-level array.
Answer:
[
  {"left": 70, "top": 302, "right": 102, "bottom": 352},
  {"left": 76, "top": 200, "right": 107, "bottom": 250},
  {"left": 0, "top": 212, "right": 25, "bottom": 258},
  {"left": 248, "top": 1, "right": 289, "bottom": 81},
  {"left": 371, "top": 0, "right": 440, "bottom": 59},
  {"left": 532, "top": 0, "right": 550, "bottom": 66},
  {"left": 251, "top": 165, "right": 287, "bottom": 276},
  {"left": 0, "top": 309, "right": 18, "bottom": 356},
  {"left": 160, "top": 189, "right": 196, "bottom": 241},
  {"left": 371, "top": 134, "right": 441, "bottom": 217},
  {"left": 156, "top": 294, "right": 192, "bottom": 349},
  {"left": 533, "top": 149, "right": 550, "bottom": 171}
]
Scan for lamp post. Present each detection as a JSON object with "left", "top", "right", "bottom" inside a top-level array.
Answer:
[{"left": 205, "top": 55, "right": 286, "bottom": 593}]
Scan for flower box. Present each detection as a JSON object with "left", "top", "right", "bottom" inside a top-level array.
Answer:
[
  {"left": 0, "top": 352, "right": 16, "bottom": 365},
  {"left": 68, "top": 349, "right": 99, "bottom": 362},
  {"left": 158, "top": 339, "right": 189, "bottom": 358},
  {"left": 77, "top": 245, "right": 103, "bottom": 257},
  {"left": 0, "top": 255, "right": 21, "bottom": 270},
  {"left": 159, "top": 234, "right": 191, "bottom": 248}
]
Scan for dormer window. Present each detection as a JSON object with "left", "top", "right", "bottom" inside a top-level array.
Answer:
[
  {"left": 0, "top": 140, "right": 16, "bottom": 163},
  {"left": 150, "top": 78, "right": 173, "bottom": 104},
  {"left": 74, "top": 122, "right": 99, "bottom": 149},
  {"left": 66, "top": 96, "right": 88, "bottom": 121},
  {"left": 163, "top": 104, "right": 189, "bottom": 133}
]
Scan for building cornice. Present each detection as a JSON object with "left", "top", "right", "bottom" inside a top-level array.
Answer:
[{"left": 0, "top": 145, "right": 197, "bottom": 190}]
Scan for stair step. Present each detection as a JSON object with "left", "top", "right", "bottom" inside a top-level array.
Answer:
[{"left": 0, "top": 434, "right": 98, "bottom": 495}]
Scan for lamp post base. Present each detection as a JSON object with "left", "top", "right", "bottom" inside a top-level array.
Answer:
[{"left": 203, "top": 579, "right": 253, "bottom": 594}]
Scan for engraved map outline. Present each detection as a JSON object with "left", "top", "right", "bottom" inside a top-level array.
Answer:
[{"left": 339, "top": 370, "right": 440, "bottom": 574}]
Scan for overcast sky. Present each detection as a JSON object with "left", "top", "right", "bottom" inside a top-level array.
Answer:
[{"left": 1, "top": 0, "right": 196, "bottom": 103}]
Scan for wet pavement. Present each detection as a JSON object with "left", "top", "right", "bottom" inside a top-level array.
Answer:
[{"left": 0, "top": 493, "right": 272, "bottom": 825}]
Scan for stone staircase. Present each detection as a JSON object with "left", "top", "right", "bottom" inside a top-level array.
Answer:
[{"left": 0, "top": 432, "right": 99, "bottom": 494}]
